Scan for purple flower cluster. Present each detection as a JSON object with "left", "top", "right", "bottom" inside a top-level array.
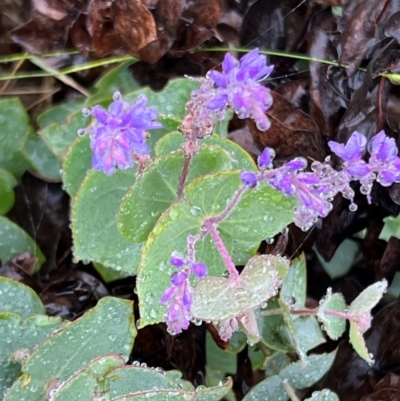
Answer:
[
  {"left": 328, "top": 131, "right": 400, "bottom": 202},
  {"left": 240, "top": 131, "right": 400, "bottom": 231},
  {"left": 80, "top": 92, "right": 162, "bottom": 175},
  {"left": 181, "top": 49, "right": 273, "bottom": 140},
  {"left": 161, "top": 251, "right": 208, "bottom": 335}
]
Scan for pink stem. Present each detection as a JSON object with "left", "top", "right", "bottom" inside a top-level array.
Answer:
[
  {"left": 203, "top": 220, "right": 239, "bottom": 280},
  {"left": 289, "top": 308, "right": 317, "bottom": 316},
  {"left": 177, "top": 154, "right": 192, "bottom": 200},
  {"left": 323, "top": 309, "right": 353, "bottom": 320}
]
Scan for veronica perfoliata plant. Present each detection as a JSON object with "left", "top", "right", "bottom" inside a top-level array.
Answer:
[{"left": 73, "top": 49, "right": 394, "bottom": 370}]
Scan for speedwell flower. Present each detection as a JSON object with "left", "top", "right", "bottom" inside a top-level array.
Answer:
[{"left": 80, "top": 92, "right": 162, "bottom": 175}]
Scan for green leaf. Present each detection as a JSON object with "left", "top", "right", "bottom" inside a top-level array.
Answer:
[
  {"left": 138, "top": 172, "right": 295, "bottom": 327},
  {"left": 315, "top": 239, "right": 360, "bottom": 279},
  {"left": 226, "top": 330, "right": 247, "bottom": 353},
  {"left": 242, "top": 376, "right": 287, "bottom": 401},
  {"left": 279, "top": 351, "right": 336, "bottom": 389},
  {"left": 0, "top": 217, "right": 45, "bottom": 273},
  {"left": 206, "top": 332, "right": 236, "bottom": 375},
  {"left": 72, "top": 169, "right": 143, "bottom": 274},
  {"left": 125, "top": 78, "right": 200, "bottom": 120},
  {"left": 90, "top": 61, "right": 139, "bottom": 102},
  {"left": 317, "top": 291, "right": 346, "bottom": 340},
  {"left": 62, "top": 135, "right": 92, "bottom": 198},
  {"left": 52, "top": 354, "right": 126, "bottom": 401},
  {"left": 118, "top": 146, "right": 235, "bottom": 243},
  {"left": 264, "top": 352, "right": 291, "bottom": 377},
  {"left": 243, "top": 352, "right": 336, "bottom": 401},
  {"left": 0, "top": 98, "right": 33, "bottom": 177},
  {"left": 37, "top": 100, "right": 85, "bottom": 129},
  {"left": 349, "top": 323, "right": 372, "bottom": 364},
  {"left": 279, "top": 301, "right": 325, "bottom": 362},
  {"left": 22, "top": 133, "right": 62, "bottom": 181},
  {"left": 119, "top": 146, "right": 236, "bottom": 242},
  {"left": 40, "top": 111, "right": 88, "bottom": 161},
  {"left": 0, "top": 277, "right": 45, "bottom": 317},
  {"left": 349, "top": 280, "right": 388, "bottom": 318},
  {"left": 280, "top": 253, "right": 306, "bottom": 309},
  {"left": 380, "top": 214, "right": 400, "bottom": 241},
  {"left": 4, "top": 297, "right": 136, "bottom": 401},
  {"left": 304, "top": 389, "right": 340, "bottom": 401},
  {"left": 155, "top": 131, "right": 257, "bottom": 171},
  {"left": 191, "top": 255, "right": 286, "bottom": 322},
  {"left": 147, "top": 115, "right": 181, "bottom": 154},
  {"left": 0, "top": 312, "right": 64, "bottom": 398},
  {"left": 92, "top": 262, "right": 127, "bottom": 283},
  {"left": 0, "top": 169, "right": 16, "bottom": 215}
]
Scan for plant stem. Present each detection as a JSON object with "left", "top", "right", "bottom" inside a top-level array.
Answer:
[
  {"left": 289, "top": 308, "right": 317, "bottom": 316},
  {"left": 187, "top": 235, "right": 198, "bottom": 264},
  {"left": 282, "top": 379, "right": 300, "bottom": 401},
  {"left": 177, "top": 153, "right": 192, "bottom": 200},
  {"left": 209, "top": 185, "right": 247, "bottom": 224},
  {"left": 203, "top": 220, "right": 239, "bottom": 280}
]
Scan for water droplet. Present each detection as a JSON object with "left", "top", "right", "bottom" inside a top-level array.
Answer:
[
  {"left": 190, "top": 206, "right": 202, "bottom": 216},
  {"left": 192, "top": 318, "right": 202, "bottom": 326},
  {"left": 222, "top": 270, "right": 229, "bottom": 278},
  {"left": 140, "top": 362, "right": 147, "bottom": 368},
  {"left": 281, "top": 227, "right": 288, "bottom": 234},
  {"left": 155, "top": 367, "right": 165, "bottom": 374},
  {"left": 82, "top": 108, "right": 91, "bottom": 117},
  {"left": 132, "top": 360, "right": 141, "bottom": 366},
  {"left": 349, "top": 203, "right": 358, "bottom": 212},
  {"left": 266, "top": 237, "right": 274, "bottom": 244},
  {"left": 133, "top": 287, "right": 138, "bottom": 294},
  {"left": 113, "top": 91, "right": 122, "bottom": 101},
  {"left": 77, "top": 128, "right": 86, "bottom": 137},
  {"left": 136, "top": 319, "right": 141, "bottom": 327}
]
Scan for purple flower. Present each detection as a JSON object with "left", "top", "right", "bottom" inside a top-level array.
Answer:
[
  {"left": 328, "top": 132, "right": 366, "bottom": 162},
  {"left": 81, "top": 92, "right": 162, "bottom": 175},
  {"left": 207, "top": 49, "right": 274, "bottom": 131},
  {"left": 192, "top": 262, "right": 207, "bottom": 277},
  {"left": 171, "top": 271, "right": 188, "bottom": 286},
  {"left": 368, "top": 131, "right": 398, "bottom": 162},
  {"left": 258, "top": 148, "right": 275, "bottom": 170},
  {"left": 240, "top": 171, "right": 258, "bottom": 188},
  {"left": 170, "top": 252, "right": 185, "bottom": 268}
]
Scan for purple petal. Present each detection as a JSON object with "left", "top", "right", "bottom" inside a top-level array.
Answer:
[
  {"left": 161, "top": 286, "right": 176, "bottom": 303},
  {"left": 207, "top": 94, "right": 229, "bottom": 110},
  {"left": 346, "top": 160, "right": 370, "bottom": 178},
  {"left": 283, "top": 158, "right": 307, "bottom": 172},
  {"left": 182, "top": 287, "right": 193, "bottom": 308},
  {"left": 258, "top": 148, "right": 275, "bottom": 170},
  {"left": 240, "top": 171, "right": 258, "bottom": 188},
  {"left": 328, "top": 131, "right": 366, "bottom": 162},
  {"left": 171, "top": 271, "right": 188, "bottom": 286},
  {"left": 369, "top": 131, "right": 398, "bottom": 161},
  {"left": 209, "top": 70, "right": 228, "bottom": 88},
  {"left": 170, "top": 252, "right": 185, "bottom": 268},
  {"left": 222, "top": 53, "right": 237, "bottom": 74},
  {"left": 296, "top": 172, "right": 320, "bottom": 184},
  {"left": 91, "top": 106, "right": 109, "bottom": 124},
  {"left": 192, "top": 262, "right": 207, "bottom": 277}
]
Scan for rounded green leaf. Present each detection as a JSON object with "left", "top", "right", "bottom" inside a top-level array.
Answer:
[
  {"left": 52, "top": 354, "right": 126, "bottom": 401},
  {"left": 0, "top": 277, "right": 45, "bottom": 317},
  {"left": 279, "top": 351, "right": 336, "bottom": 389},
  {"left": 119, "top": 147, "right": 234, "bottom": 243},
  {"left": 317, "top": 292, "right": 347, "bottom": 340},
  {"left": 280, "top": 253, "right": 307, "bottom": 309},
  {"left": 0, "top": 169, "right": 16, "bottom": 215},
  {"left": 0, "top": 98, "right": 33, "bottom": 177},
  {"left": 4, "top": 297, "right": 136, "bottom": 401},
  {"left": 0, "top": 312, "right": 64, "bottom": 398},
  {"left": 191, "top": 255, "right": 286, "bottom": 321},
  {"left": 0, "top": 216, "right": 45, "bottom": 272},
  {"left": 155, "top": 131, "right": 257, "bottom": 171},
  {"left": 242, "top": 376, "right": 286, "bottom": 401},
  {"left": 72, "top": 169, "right": 143, "bottom": 274},
  {"left": 37, "top": 100, "right": 85, "bottom": 129},
  {"left": 349, "top": 280, "right": 388, "bottom": 317},
  {"left": 349, "top": 322, "right": 372, "bottom": 364},
  {"left": 62, "top": 135, "right": 92, "bottom": 198}
]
